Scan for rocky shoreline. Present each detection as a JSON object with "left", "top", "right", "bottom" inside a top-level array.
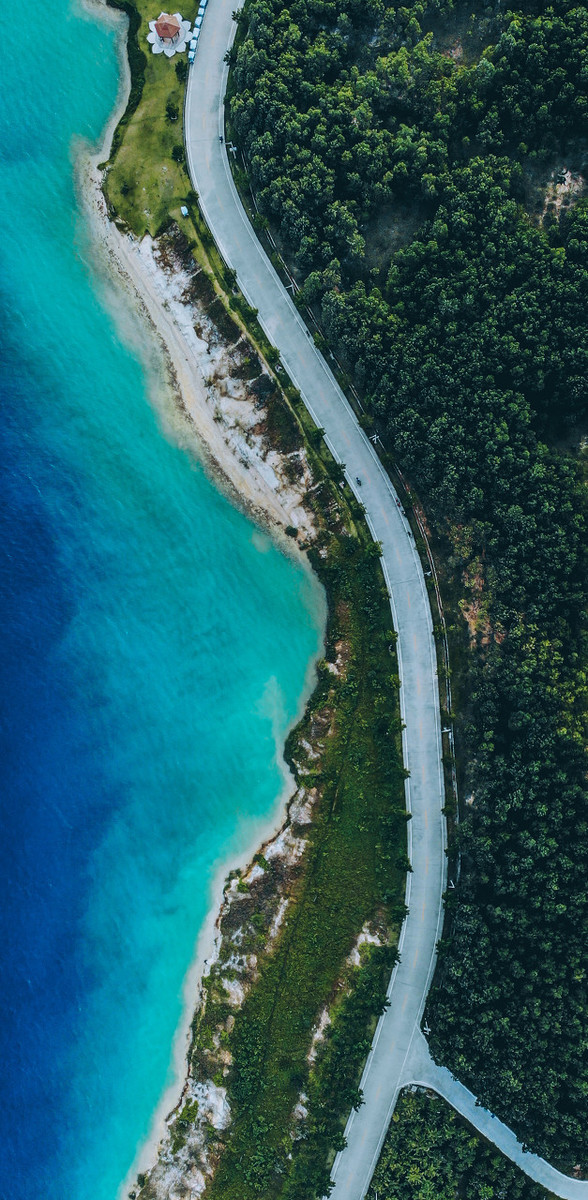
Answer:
[{"left": 135, "top": 770, "right": 325, "bottom": 1198}]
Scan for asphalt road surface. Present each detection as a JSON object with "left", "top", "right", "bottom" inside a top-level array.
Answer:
[{"left": 183, "top": 10, "right": 588, "bottom": 1199}]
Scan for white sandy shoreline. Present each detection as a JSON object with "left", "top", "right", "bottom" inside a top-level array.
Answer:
[
  {"left": 77, "top": 162, "right": 317, "bottom": 546},
  {"left": 75, "top": 3, "right": 326, "bottom": 1195},
  {"left": 78, "top": 2, "right": 316, "bottom": 550},
  {"left": 119, "top": 745, "right": 316, "bottom": 1195}
]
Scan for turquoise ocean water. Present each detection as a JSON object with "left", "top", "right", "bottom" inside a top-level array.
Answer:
[{"left": 0, "top": 5, "right": 324, "bottom": 1197}]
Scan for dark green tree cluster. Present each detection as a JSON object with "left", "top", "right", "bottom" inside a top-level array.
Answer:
[
  {"left": 324, "top": 168, "right": 588, "bottom": 1167},
  {"left": 230, "top": 0, "right": 587, "bottom": 277},
  {"left": 459, "top": 5, "right": 588, "bottom": 152},
  {"left": 230, "top": 0, "right": 588, "bottom": 1172},
  {"left": 368, "top": 1088, "right": 549, "bottom": 1200}
]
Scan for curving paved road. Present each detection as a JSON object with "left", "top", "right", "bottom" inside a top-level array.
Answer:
[
  {"left": 182, "top": 8, "right": 588, "bottom": 1200},
  {"left": 185, "top": 4, "right": 446, "bottom": 1192}
]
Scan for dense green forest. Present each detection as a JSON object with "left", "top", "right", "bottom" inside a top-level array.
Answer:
[
  {"left": 367, "top": 1089, "right": 550, "bottom": 1200},
  {"left": 228, "top": 0, "right": 588, "bottom": 1172}
]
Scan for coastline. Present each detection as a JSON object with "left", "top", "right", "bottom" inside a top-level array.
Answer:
[
  {"left": 77, "top": 158, "right": 318, "bottom": 549},
  {"left": 74, "top": 4, "right": 327, "bottom": 1194},
  {"left": 119, "top": 734, "right": 322, "bottom": 1196},
  {"left": 78, "top": 4, "right": 317, "bottom": 550}
]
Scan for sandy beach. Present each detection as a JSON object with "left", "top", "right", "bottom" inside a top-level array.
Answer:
[
  {"left": 75, "top": 5, "right": 325, "bottom": 1194},
  {"left": 76, "top": 0, "right": 316, "bottom": 550},
  {"left": 117, "top": 755, "right": 319, "bottom": 1197},
  {"left": 80, "top": 178, "right": 318, "bottom": 545}
]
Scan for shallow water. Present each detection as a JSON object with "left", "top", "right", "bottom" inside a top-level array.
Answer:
[{"left": 0, "top": 6, "right": 324, "bottom": 1198}]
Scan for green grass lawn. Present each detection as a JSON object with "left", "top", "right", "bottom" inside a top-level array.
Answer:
[{"left": 105, "top": 0, "right": 196, "bottom": 235}]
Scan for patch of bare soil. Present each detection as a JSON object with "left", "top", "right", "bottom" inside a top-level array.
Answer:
[
  {"left": 363, "top": 199, "right": 425, "bottom": 271},
  {"left": 541, "top": 167, "right": 586, "bottom": 223},
  {"left": 427, "top": 2, "right": 501, "bottom": 66},
  {"left": 520, "top": 153, "right": 588, "bottom": 224},
  {"left": 141, "top": 225, "right": 319, "bottom": 544}
]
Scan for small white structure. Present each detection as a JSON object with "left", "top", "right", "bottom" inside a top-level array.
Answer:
[{"left": 147, "top": 12, "right": 191, "bottom": 57}]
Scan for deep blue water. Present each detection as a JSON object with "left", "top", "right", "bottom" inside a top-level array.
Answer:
[{"left": 0, "top": 6, "right": 323, "bottom": 1198}]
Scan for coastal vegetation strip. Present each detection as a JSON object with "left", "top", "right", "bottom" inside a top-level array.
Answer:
[
  {"left": 185, "top": 525, "right": 408, "bottom": 1200},
  {"left": 101, "top": 7, "right": 409, "bottom": 1198},
  {"left": 225, "top": 0, "right": 588, "bottom": 1173},
  {"left": 137, "top": 231, "right": 409, "bottom": 1200}
]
